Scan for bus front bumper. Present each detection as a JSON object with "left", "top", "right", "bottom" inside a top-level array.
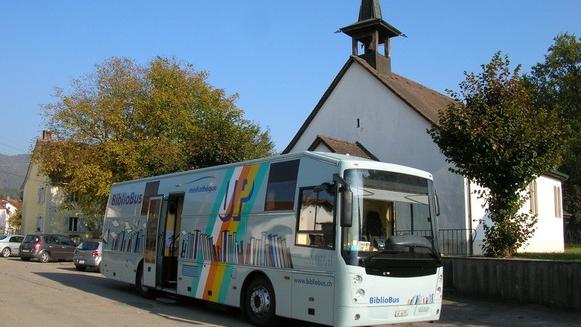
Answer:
[{"left": 335, "top": 303, "right": 442, "bottom": 327}]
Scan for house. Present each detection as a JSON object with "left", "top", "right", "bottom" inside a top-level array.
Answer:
[
  {"left": 283, "top": 0, "right": 566, "bottom": 254},
  {"left": 20, "top": 131, "right": 87, "bottom": 239},
  {"left": 0, "top": 197, "right": 20, "bottom": 234}
]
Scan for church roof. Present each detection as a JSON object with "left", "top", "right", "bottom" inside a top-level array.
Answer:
[
  {"left": 352, "top": 56, "right": 454, "bottom": 125},
  {"left": 308, "top": 135, "right": 378, "bottom": 161},
  {"left": 282, "top": 56, "right": 455, "bottom": 154}
]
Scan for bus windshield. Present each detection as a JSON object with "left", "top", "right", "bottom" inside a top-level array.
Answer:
[{"left": 341, "top": 169, "right": 439, "bottom": 267}]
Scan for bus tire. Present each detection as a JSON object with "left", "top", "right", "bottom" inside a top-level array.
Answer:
[
  {"left": 243, "top": 275, "right": 276, "bottom": 326},
  {"left": 136, "top": 262, "right": 155, "bottom": 299}
]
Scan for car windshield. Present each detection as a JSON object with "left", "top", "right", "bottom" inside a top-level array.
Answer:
[
  {"left": 342, "top": 169, "right": 439, "bottom": 266},
  {"left": 0, "top": 235, "right": 7, "bottom": 240},
  {"left": 77, "top": 241, "right": 99, "bottom": 250}
]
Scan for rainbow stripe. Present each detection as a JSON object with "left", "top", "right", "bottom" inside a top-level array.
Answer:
[{"left": 191, "top": 162, "right": 269, "bottom": 303}]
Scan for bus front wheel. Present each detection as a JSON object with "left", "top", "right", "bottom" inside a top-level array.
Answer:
[
  {"left": 243, "top": 276, "right": 276, "bottom": 326},
  {"left": 136, "top": 262, "right": 154, "bottom": 299}
]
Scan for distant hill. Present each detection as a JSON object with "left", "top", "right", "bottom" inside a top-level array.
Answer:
[{"left": 0, "top": 154, "right": 31, "bottom": 197}]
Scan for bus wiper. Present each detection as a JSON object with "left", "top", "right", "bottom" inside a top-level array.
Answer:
[
  {"left": 390, "top": 235, "right": 440, "bottom": 259},
  {"left": 365, "top": 235, "right": 440, "bottom": 261}
]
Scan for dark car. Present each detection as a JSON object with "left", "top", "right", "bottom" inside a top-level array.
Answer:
[
  {"left": 19, "top": 234, "right": 77, "bottom": 263},
  {"left": 73, "top": 240, "right": 102, "bottom": 272}
]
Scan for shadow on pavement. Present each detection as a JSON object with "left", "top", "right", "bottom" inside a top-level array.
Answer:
[
  {"left": 436, "top": 293, "right": 581, "bottom": 327},
  {"left": 34, "top": 271, "right": 325, "bottom": 327}
]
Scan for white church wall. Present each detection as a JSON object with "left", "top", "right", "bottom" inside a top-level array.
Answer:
[
  {"left": 289, "top": 62, "right": 468, "bottom": 232},
  {"left": 469, "top": 175, "right": 564, "bottom": 255}
]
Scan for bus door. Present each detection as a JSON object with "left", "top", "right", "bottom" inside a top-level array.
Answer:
[
  {"left": 143, "top": 196, "right": 164, "bottom": 288},
  {"left": 160, "top": 193, "right": 184, "bottom": 289}
]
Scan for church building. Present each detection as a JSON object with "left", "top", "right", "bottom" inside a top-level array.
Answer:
[{"left": 283, "top": 0, "right": 566, "bottom": 254}]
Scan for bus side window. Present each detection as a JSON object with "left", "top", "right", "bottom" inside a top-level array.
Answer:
[
  {"left": 296, "top": 187, "right": 335, "bottom": 249},
  {"left": 264, "top": 160, "right": 300, "bottom": 211}
]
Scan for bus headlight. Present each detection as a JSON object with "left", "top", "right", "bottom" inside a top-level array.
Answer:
[
  {"left": 436, "top": 270, "right": 444, "bottom": 298},
  {"left": 355, "top": 288, "right": 366, "bottom": 297},
  {"left": 353, "top": 275, "right": 363, "bottom": 284}
]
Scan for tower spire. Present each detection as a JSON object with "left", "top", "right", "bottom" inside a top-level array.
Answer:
[
  {"left": 359, "top": 0, "right": 383, "bottom": 21},
  {"left": 340, "top": 0, "right": 403, "bottom": 74}
]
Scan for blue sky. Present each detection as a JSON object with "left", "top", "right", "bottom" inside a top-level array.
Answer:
[{"left": 0, "top": 0, "right": 579, "bottom": 155}]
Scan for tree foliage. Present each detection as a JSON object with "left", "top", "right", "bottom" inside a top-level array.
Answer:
[
  {"left": 37, "top": 57, "right": 274, "bottom": 231},
  {"left": 527, "top": 33, "right": 581, "bottom": 227},
  {"left": 429, "top": 53, "right": 566, "bottom": 257},
  {"left": 10, "top": 207, "right": 22, "bottom": 231}
]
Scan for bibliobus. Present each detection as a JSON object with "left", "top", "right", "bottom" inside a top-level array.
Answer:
[{"left": 101, "top": 151, "right": 443, "bottom": 326}]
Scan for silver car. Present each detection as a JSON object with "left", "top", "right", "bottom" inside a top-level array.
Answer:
[
  {"left": 0, "top": 234, "right": 24, "bottom": 257},
  {"left": 73, "top": 240, "right": 102, "bottom": 272}
]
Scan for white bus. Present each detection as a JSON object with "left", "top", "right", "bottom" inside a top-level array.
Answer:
[{"left": 101, "top": 151, "right": 443, "bottom": 326}]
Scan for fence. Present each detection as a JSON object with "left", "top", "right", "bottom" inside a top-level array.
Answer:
[
  {"left": 396, "top": 228, "right": 477, "bottom": 256},
  {"left": 565, "top": 229, "right": 581, "bottom": 245}
]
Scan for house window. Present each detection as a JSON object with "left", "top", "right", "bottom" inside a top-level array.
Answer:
[
  {"left": 295, "top": 187, "right": 335, "bottom": 249},
  {"left": 529, "top": 181, "right": 538, "bottom": 215},
  {"left": 264, "top": 160, "right": 300, "bottom": 211},
  {"left": 68, "top": 217, "right": 80, "bottom": 232},
  {"left": 554, "top": 186, "right": 562, "bottom": 218},
  {"left": 37, "top": 187, "right": 45, "bottom": 204},
  {"left": 67, "top": 192, "right": 79, "bottom": 203}
]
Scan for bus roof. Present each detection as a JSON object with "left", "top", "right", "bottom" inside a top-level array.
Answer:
[{"left": 111, "top": 151, "right": 432, "bottom": 187}]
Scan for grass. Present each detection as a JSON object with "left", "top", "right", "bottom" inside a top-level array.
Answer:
[{"left": 515, "top": 245, "right": 581, "bottom": 261}]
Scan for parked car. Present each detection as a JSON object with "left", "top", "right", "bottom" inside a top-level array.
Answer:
[
  {"left": 0, "top": 234, "right": 24, "bottom": 257},
  {"left": 73, "top": 240, "right": 102, "bottom": 272},
  {"left": 19, "top": 234, "right": 77, "bottom": 263}
]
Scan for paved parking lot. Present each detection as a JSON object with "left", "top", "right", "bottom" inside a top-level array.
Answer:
[{"left": 0, "top": 257, "right": 580, "bottom": 327}]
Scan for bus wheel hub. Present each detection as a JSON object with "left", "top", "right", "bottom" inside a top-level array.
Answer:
[{"left": 250, "top": 287, "right": 270, "bottom": 314}]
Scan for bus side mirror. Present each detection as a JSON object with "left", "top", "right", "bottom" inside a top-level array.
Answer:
[
  {"left": 333, "top": 174, "right": 353, "bottom": 227},
  {"left": 341, "top": 187, "right": 353, "bottom": 227}
]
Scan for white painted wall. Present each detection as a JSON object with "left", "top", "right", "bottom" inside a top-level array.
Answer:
[
  {"left": 469, "top": 175, "right": 565, "bottom": 254},
  {"left": 288, "top": 62, "right": 468, "bottom": 231},
  {"left": 0, "top": 202, "right": 18, "bottom": 233},
  {"left": 287, "top": 61, "right": 564, "bottom": 254}
]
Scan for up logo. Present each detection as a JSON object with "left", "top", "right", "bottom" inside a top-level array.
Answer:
[{"left": 218, "top": 165, "right": 259, "bottom": 222}]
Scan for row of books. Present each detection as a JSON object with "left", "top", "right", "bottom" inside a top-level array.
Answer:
[
  {"left": 181, "top": 230, "right": 293, "bottom": 268},
  {"left": 105, "top": 229, "right": 144, "bottom": 253}
]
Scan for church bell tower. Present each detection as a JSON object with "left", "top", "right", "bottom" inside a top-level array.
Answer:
[{"left": 340, "top": 0, "right": 403, "bottom": 75}]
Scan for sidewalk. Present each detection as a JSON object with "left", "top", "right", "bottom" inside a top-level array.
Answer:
[{"left": 398, "top": 293, "right": 581, "bottom": 327}]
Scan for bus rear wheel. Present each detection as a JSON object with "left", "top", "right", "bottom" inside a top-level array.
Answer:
[{"left": 244, "top": 276, "right": 276, "bottom": 326}]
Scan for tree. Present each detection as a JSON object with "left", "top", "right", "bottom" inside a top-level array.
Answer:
[
  {"left": 37, "top": 57, "right": 274, "bottom": 233},
  {"left": 527, "top": 34, "right": 581, "bottom": 231},
  {"left": 428, "top": 53, "right": 566, "bottom": 257},
  {"left": 10, "top": 207, "right": 22, "bottom": 232}
]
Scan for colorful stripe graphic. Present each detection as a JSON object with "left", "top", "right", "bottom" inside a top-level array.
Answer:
[{"left": 191, "top": 162, "right": 269, "bottom": 303}]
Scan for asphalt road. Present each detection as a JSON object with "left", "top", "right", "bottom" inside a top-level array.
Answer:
[{"left": 0, "top": 257, "right": 579, "bottom": 327}]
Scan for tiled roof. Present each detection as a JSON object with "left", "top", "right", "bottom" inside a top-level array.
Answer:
[
  {"left": 351, "top": 56, "right": 454, "bottom": 125},
  {"left": 0, "top": 199, "right": 20, "bottom": 209},
  {"left": 308, "top": 135, "right": 378, "bottom": 160}
]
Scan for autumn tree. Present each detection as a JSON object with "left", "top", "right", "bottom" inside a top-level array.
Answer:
[
  {"left": 527, "top": 34, "right": 581, "bottom": 232},
  {"left": 10, "top": 207, "right": 22, "bottom": 232},
  {"left": 429, "top": 53, "right": 566, "bottom": 257},
  {"left": 37, "top": 57, "right": 274, "bottom": 234}
]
